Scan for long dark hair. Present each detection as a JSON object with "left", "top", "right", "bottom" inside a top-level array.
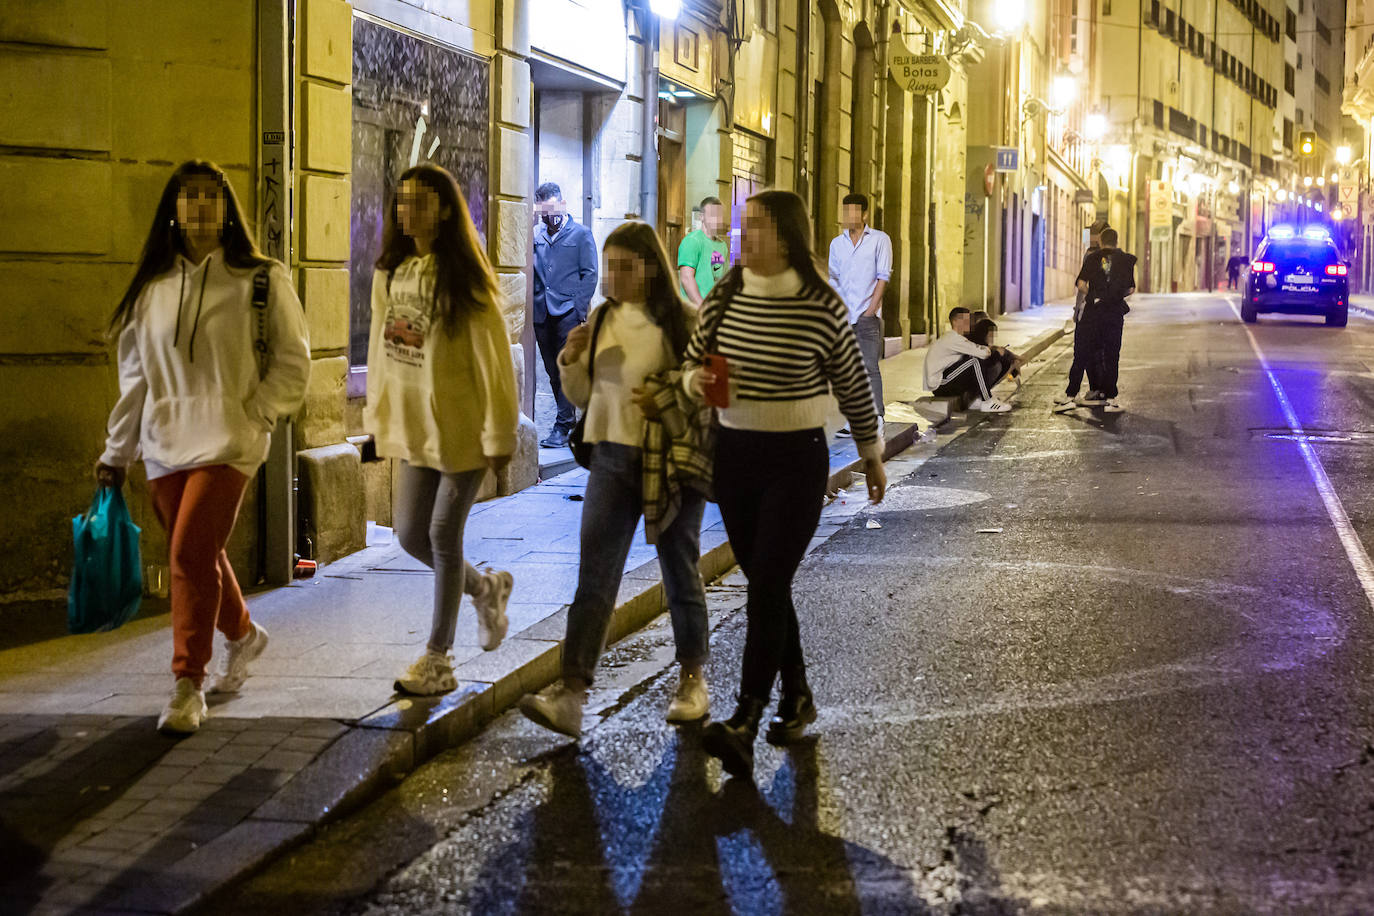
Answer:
[
  {"left": 109, "top": 160, "right": 270, "bottom": 332},
  {"left": 376, "top": 164, "right": 500, "bottom": 331},
  {"left": 710, "top": 189, "right": 832, "bottom": 303},
  {"left": 968, "top": 318, "right": 997, "bottom": 346},
  {"left": 601, "top": 221, "right": 692, "bottom": 359}
]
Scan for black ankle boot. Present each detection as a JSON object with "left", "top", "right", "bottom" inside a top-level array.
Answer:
[
  {"left": 701, "top": 694, "right": 767, "bottom": 778},
  {"left": 766, "top": 688, "right": 816, "bottom": 746}
]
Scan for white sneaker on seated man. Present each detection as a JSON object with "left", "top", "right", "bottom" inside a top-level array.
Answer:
[{"left": 922, "top": 307, "right": 1015, "bottom": 413}]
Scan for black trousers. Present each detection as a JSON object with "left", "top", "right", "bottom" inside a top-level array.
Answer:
[
  {"left": 1079, "top": 308, "right": 1125, "bottom": 398},
  {"left": 932, "top": 354, "right": 1010, "bottom": 402},
  {"left": 1066, "top": 329, "right": 1089, "bottom": 397},
  {"left": 714, "top": 427, "right": 829, "bottom": 701},
  {"left": 533, "top": 310, "right": 581, "bottom": 431}
]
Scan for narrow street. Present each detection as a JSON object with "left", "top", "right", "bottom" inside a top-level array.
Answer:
[{"left": 215, "top": 295, "right": 1374, "bottom": 914}]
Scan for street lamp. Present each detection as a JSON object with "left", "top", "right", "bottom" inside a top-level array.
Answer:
[
  {"left": 1084, "top": 113, "right": 1107, "bottom": 140},
  {"left": 992, "top": 0, "right": 1025, "bottom": 32},
  {"left": 1228, "top": 180, "right": 1240, "bottom": 195},
  {"left": 1317, "top": 176, "right": 1326, "bottom": 186},
  {"left": 1052, "top": 75, "right": 1077, "bottom": 110},
  {"left": 1276, "top": 189, "right": 1288, "bottom": 201},
  {"left": 649, "top": 0, "right": 680, "bottom": 17},
  {"left": 1334, "top": 207, "right": 1346, "bottom": 221},
  {"left": 1337, "top": 145, "right": 1353, "bottom": 165},
  {"left": 1304, "top": 176, "right": 1314, "bottom": 187}
]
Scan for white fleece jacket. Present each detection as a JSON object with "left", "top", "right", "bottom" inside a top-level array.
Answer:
[
  {"left": 100, "top": 250, "right": 311, "bottom": 479},
  {"left": 364, "top": 256, "right": 519, "bottom": 473}
]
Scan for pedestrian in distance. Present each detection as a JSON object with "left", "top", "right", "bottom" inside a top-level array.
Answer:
[
  {"left": 684, "top": 189, "right": 887, "bottom": 779},
  {"left": 828, "top": 192, "right": 893, "bottom": 437},
  {"left": 1054, "top": 221, "right": 1106, "bottom": 412},
  {"left": 533, "top": 182, "right": 599, "bottom": 448},
  {"left": 923, "top": 307, "right": 1014, "bottom": 412},
  {"left": 365, "top": 164, "right": 519, "bottom": 696},
  {"left": 678, "top": 196, "right": 732, "bottom": 307},
  {"left": 97, "top": 160, "right": 311, "bottom": 736},
  {"left": 519, "top": 222, "right": 712, "bottom": 738},
  {"left": 1226, "top": 250, "right": 1246, "bottom": 290},
  {"left": 1070, "top": 226, "right": 1136, "bottom": 413}
]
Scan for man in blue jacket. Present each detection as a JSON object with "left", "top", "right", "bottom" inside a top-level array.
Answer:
[{"left": 533, "top": 182, "right": 599, "bottom": 448}]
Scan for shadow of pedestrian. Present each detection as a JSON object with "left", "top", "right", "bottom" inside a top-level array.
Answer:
[
  {"left": 712, "top": 739, "right": 928, "bottom": 916},
  {"left": 0, "top": 716, "right": 172, "bottom": 912}
]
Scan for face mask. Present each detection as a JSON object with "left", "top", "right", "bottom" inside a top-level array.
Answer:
[{"left": 542, "top": 213, "right": 564, "bottom": 233}]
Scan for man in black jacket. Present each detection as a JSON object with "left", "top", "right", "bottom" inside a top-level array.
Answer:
[{"left": 1072, "top": 227, "right": 1136, "bottom": 413}]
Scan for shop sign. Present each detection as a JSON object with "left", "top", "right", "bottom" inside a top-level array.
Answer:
[
  {"left": 889, "top": 47, "right": 951, "bottom": 94},
  {"left": 1148, "top": 180, "right": 1172, "bottom": 240}
]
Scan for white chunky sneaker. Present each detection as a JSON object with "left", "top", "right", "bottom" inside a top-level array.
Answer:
[
  {"left": 1053, "top": 392, "right": 1074, "bottom": 405},
  {"left": 968, "top": 397, "right": 1012, "bottom": 413},
  {"left": 1077, "top": 391, "right": 1107, "bottom": 406},
  {"left": 206, "top": 621, "right": 269, "bottom": 694},
  {"left": 158, "top": 678, "right": 207, "bottom": 736},
  {"left": 519, "top": 684, "right": 585, "bottom": 738},
  {"left": 395, "top": 649, "right": 457, "bottom": 696},
  {"left": 1103, "top": 398, "right": 1126, "bottom": 413},
  {"left": 665, "top": 671, "right": 709, "bottom": 724},
  {"left": 473, "top": 570, "right": 513, "bottom": 652}
]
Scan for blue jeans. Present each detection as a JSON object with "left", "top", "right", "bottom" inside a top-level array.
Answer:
[{"left": 563, "top": 442, "right": 709, "bottom": 683}]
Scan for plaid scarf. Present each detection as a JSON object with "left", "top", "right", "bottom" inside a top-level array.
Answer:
[{"left": 641, "top": 368, "right": 714, "bottom": 544}]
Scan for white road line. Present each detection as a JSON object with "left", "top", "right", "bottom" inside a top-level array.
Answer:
[{"left": 1227, "top": 298, "right": 1374, "bottom": 609}]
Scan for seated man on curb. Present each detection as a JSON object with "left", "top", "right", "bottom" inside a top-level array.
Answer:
[{"left": 922, "top": 307, "right": 1013, "bottom": 413}]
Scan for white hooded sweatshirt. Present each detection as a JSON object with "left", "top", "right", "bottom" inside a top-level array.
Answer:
[{"left": 100, "top": 250, "right": 312, "bottom": 479}]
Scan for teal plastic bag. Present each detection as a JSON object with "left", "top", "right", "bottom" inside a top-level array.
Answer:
[{"left": 68, "top": 486, "right": 143, "bottom": 634}]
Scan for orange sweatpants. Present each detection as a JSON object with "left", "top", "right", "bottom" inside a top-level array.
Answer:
[{"left": 148, "top": 466, "right": 252, "bottom": 685}]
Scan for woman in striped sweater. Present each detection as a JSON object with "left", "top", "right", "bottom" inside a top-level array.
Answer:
[{"left": 684, "top": 189, "right": 887, "bottom": 778}]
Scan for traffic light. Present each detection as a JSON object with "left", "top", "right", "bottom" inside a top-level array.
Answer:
[{"left": 1299, "top": 131, "right": 1316, "bottom": 156}]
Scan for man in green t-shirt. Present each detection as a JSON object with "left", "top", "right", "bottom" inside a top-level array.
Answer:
[{"left": 678, "top": 196, "right": 731, "bottom": 305}]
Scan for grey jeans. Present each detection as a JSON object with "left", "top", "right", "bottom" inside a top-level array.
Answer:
[
  {"left": 852, "top": 314, "right": 884, "bottom": 417},
  {"left": 395, "top": 461, "right": 487, "bottom": 653},
  {"left": 563, "top": 442, "right": 709, "bottom": 684}
]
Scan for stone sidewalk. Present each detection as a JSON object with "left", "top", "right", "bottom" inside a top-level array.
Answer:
[{"left": 0, "top": 303, "right": 1072, "bottom": 915}]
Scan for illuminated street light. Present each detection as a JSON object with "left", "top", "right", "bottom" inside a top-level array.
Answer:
[
  {"left": 649, "top": 0, "right": 681, "bottom": 18},
  {"left": 1104, "top": 144, "right": 1131, "bottom": 178},
  {"left": 1084, "top": 113, "right": 1107, "bottom": 140},
  {"left": 1227, "top": 180, "right": 1240, "bottom": 195},
  {"left": 1317, "top": 176, "right": 1326, "bottom": 186},
  {"left": 1333, "top": 207, "right": 1346, "bottom": 221},
  {"left": 1304, "top": 176, "right": 1314, "bottom": 187},
  {"left": 992, "top": 0, "right": 1025, "bottom": 32},
  {"left": 1337, "top": 145, "right": 1353, "bottom": 164},
  {"left": 1331, "top": 173, "right": 1340, "bottom": 183},
  {"left": 1276, "top": 189, "right": 1288, "bottom": 201},
  {"left": 1052, "top": 75, "right": 1077, "bottom": 110}
]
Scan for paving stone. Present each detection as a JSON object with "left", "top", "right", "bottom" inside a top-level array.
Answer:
[
  {"left": 76, "top": 828, "right": 154, "bottom": 852},
  {"left": 210, "top": 742, "right": 273, "bottom": 766},
  {"left": 253, "top": 749, "right": 317, "bottom": 773},
  {"left": 135, "top": 797, "right": 204, "bottom": 819},
  {"left": 272, "top": 734, "right": 337, "bottom": 756},
  {"left": 184, "top": 762, "right": 249, "bottom": 785},
  {"left": 129, "top": 765, "right": 193, "bottom": 788},
  {"left": 250, "top": 727, "right": 415, "bottom": 824}
]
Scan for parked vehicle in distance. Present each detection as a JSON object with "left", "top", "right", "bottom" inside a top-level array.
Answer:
[{"left": 1241, "top": 225, "right": 1349, "bottom": 327}]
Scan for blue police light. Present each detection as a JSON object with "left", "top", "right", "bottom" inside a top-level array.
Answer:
[
  {"left": 1268, "top": 226, "right": 1295, "bottom": 239},
  {"left": 1303, "top": 226, "right": 1330, "bottom": 240}
]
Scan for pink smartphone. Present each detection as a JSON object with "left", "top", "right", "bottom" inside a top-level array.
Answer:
[{"left": 702, "top": 354, "right": 730, "bottom": 408}]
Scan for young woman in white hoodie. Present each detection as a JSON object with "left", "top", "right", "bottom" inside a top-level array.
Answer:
[
  {"left": 97, "top": 161, "right": 311, "bottom": 735},
  {"left": 365, "top": 164, "right": 520, "bottom": 696}
]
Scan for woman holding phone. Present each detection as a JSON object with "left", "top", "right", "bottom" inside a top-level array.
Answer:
[{"left": 683, "top": 189, "right": 886, "bottom": 778}]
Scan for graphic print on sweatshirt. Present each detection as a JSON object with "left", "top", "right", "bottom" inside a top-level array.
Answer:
[{"left": 382, "top": 268, "right": 435, "bottom": 369}]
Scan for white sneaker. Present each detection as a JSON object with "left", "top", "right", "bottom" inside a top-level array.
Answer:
[
  {"left": 519, "top": 684, "right": 585, "bottom": 737},
  {"left": 158, "top": 678, "right": 207, "bottom": 736},
  {"left": 1078, "top": 391, "right": 1107, "bottom": 406},
  {"left": 1103, "top": 398, "right": 1125, "bottom": 413},
  {"left": 473, "top": 570, "right": 513, "bottom": 652},
  {"left": 206, "top": 621, "right": 269, "bottom": 694},
  {"left": 968, "top": 398, "right": 1012, "bottom": 413},
  {"left": 1053, "top": 392, "right": 1074, "bottom": 405},
  {"left": 665, "top": 671, "right": 709, "bottom": 723},
  {"left": 395, "top": 649, "right": 457, "bottom": 696}
]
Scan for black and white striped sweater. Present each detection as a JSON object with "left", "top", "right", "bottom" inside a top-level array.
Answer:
[{"left": 682, "top": 267, "right": 881, "bottom": 456}]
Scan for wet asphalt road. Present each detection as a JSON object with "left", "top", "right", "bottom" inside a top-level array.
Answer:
[{"left": 222, "top": 294, "right": 1374, "bottom": 914}]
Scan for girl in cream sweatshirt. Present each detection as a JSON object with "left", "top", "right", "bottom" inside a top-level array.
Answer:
[
  {"left": 364, "top": 164, "right": 520, "bottom": 697},
  {"left": 98, "top": 161, "right": 311, "bottom": 736}
]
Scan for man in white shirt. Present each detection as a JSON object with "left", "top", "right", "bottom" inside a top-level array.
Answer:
[
  {"left": 829, "top": 193, "right": 892, "bottom": 427},
  {"left": 922, "top": 307, "right": 1012, "bottom": 412}
]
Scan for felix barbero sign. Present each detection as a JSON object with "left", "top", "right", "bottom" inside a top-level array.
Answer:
[{"left": 889, "top": 40, "right": 951, "bottom": 94}]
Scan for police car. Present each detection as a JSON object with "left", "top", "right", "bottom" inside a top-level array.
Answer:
[{"left": 1241, "top": 225, "right": 1349, "bottom": 326}]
